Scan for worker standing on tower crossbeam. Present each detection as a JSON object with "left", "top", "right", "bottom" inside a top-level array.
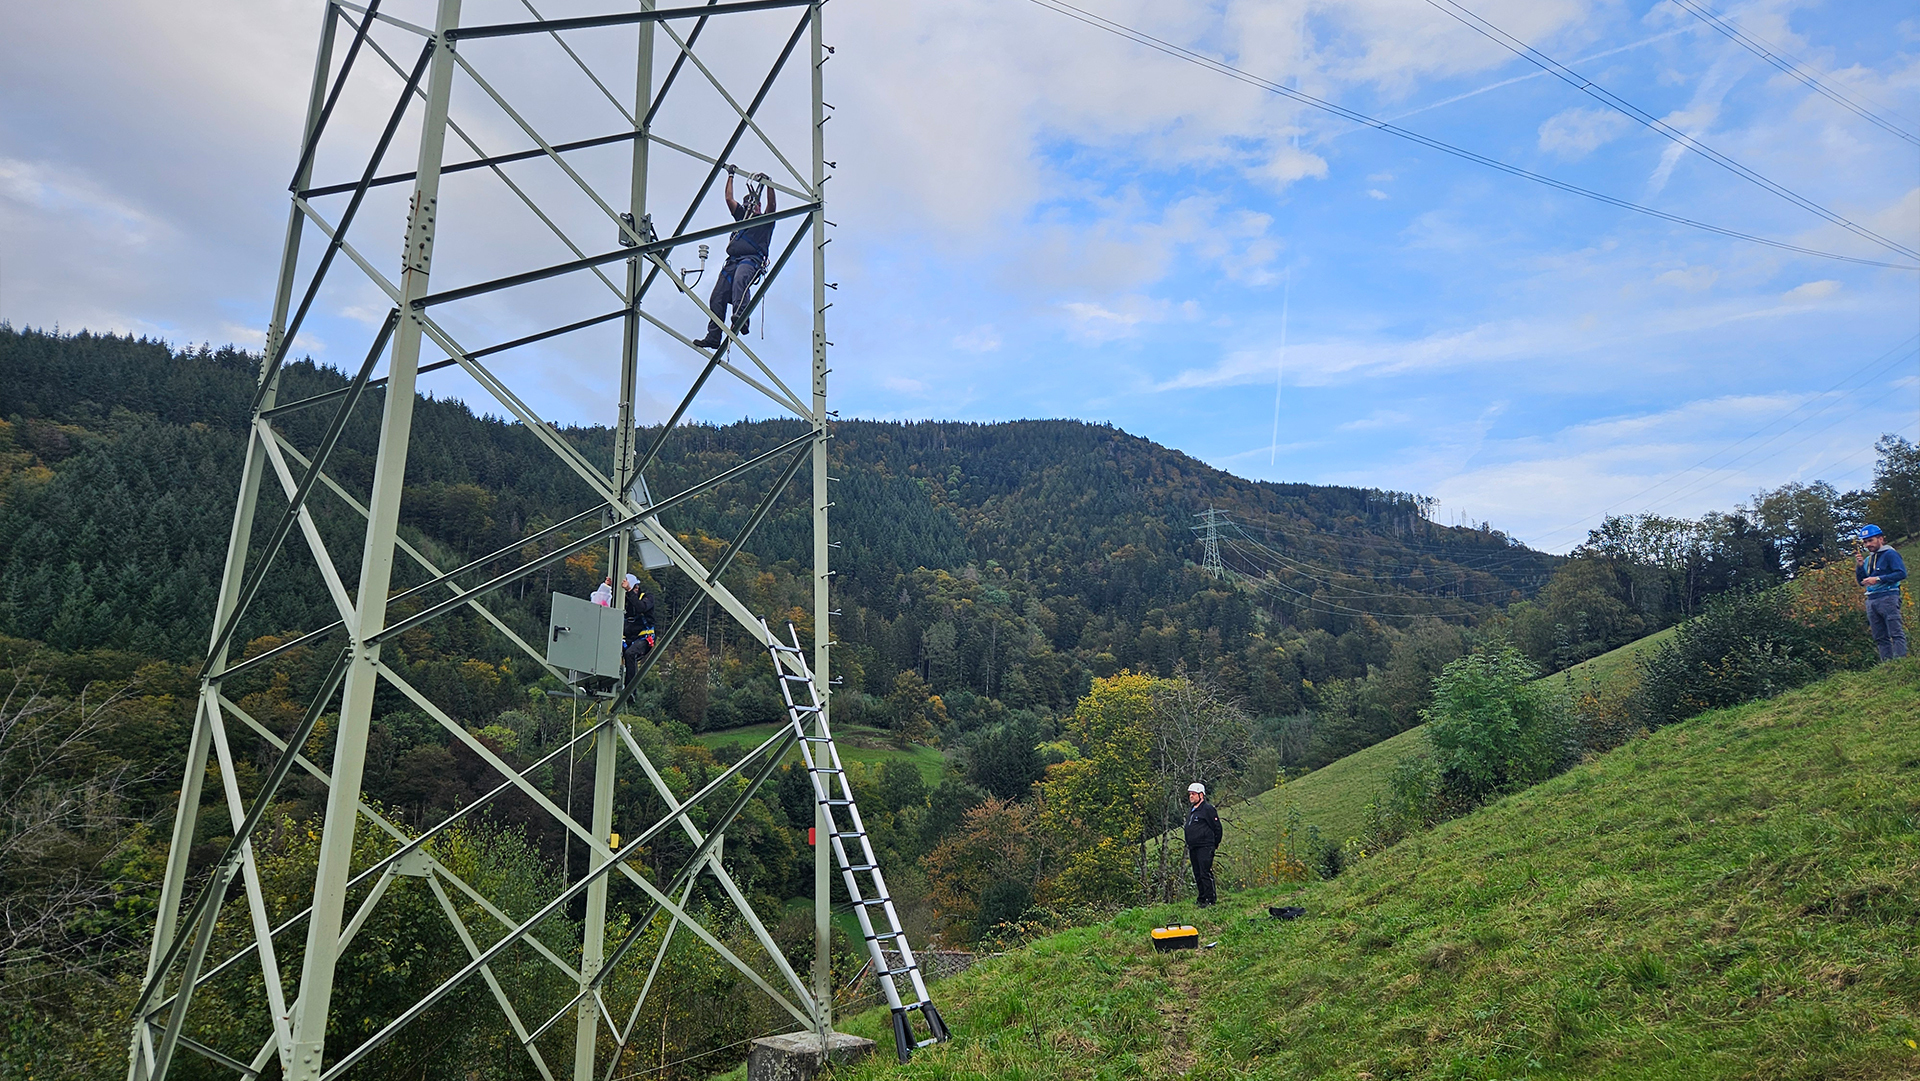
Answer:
[
  {"left": 621, "top": 574, "right": 657, "bottom": 683},
  {"left": 691, "top": 165, "right": 776, "bottom": 349}
]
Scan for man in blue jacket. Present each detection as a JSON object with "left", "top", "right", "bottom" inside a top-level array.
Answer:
[
  {"left": 691, "top": 165, "right": 775, "bottom": 350},
  {"left": 1183, "top": 782, "right": 1222, "bottom": 907},
  {"left": 1856, "top": 525, "right": 1907, "bottom": 661}
]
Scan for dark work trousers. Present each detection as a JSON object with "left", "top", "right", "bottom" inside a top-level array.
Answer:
[
  {"left": 704, "top": 257, "right": 762, "bottom": 339},
  {"left": 622, "top": 636, "right": 652, "bottom": 683},
  {"left": 1189, "top": 845, "right": 1217, "bottom": 906},
  {"left": 1866, "top": 591, "right": 1908, "bottom": 661}
]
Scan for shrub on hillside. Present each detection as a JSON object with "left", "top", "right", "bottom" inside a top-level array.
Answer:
[
  {"left": 1358, "top": 753, "right": 1443, "bottom": 851},
  {"left": 1789, "top": 555, "right": 1916, "bottom": 671},
  {"left": 1423, "top": 644, "right": 1575, "bottom": 802},
  {"left": 1636, "top": 588, "right": 1829, "bottom": 728}
]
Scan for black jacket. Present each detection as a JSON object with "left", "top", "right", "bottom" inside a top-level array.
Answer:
[
  {"left": 622, "top": 589, "right": 655, "bottom": 639},
  {"left": 1183, "top": 800, "right": 1221, "bottom": 850}
]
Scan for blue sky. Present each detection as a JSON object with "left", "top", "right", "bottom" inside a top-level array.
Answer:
[{"left": 2, "top": 0, "right": 1916, "bottom": 551}]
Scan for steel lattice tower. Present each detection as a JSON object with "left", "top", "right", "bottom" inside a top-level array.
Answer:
[
  {"left": 1195, "top": 507, "right": 1228, "bottom": 580},
  {"left": 123, "top": 2, "right": 917, "bottom": 1078}
]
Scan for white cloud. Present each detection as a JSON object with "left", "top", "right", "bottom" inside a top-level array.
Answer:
[
  {"left": 1061, "top": 295, "right": 1170, "bottom": 341},
  {"left": 1260, "top": 144, "right": 1330, "bottom": 187},
  {"left": 1537, "top": 106, "right": 1634, "bottom": 159},
  {"left": 1654, "top": 265, "right": 1718, "bottom": 292},
  {"left": 1784, "top": 280, "right": 1842, "bottom": 302},
  {"left": 953, "top": 325, "right": 1001, "bottom": 353}
]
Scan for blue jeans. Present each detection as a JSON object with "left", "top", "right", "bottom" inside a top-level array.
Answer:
[{"left": 1866, "top": 591, "right": 1907, "bottom": 661}]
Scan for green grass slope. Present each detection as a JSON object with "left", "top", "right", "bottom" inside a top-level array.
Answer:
[
  {"left": 1220, "top": 625, "right": 1681, "bottom": 873},
  {"left": 692, "top": 722, "right": 949, "bottom": 786},
  {"left": 1553, "top": 625, "right": 1678, "bottom": 695},
  {"left": 1215, "top": 726, "right": 1429, "bottom": 884},
  {"left": 834, "top": 660, "right": 1920, "bottom": 1080}
]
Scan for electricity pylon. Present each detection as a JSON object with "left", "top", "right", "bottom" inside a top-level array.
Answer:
[
  {"left": 124, "top": 2, "right": 906, "bottom": 1078},
  {"left": 1195, "top": 507, "right": 1229, "bottom": 580}
]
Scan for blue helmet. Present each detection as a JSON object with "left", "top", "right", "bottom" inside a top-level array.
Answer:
[{"left": 1858, "top": 524, "right": 1884, "bottom": 540}]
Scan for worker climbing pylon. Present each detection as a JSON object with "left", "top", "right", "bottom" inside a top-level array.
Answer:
[{"left": 691, "top": 164, "right": 776, "bottom": 349}]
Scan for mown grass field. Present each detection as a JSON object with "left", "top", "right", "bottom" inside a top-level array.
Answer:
[
  {"left": 689, "top": 722, "right": 950, "bottom": 787},
  {"left": 829, "top": 659, "right": 1920, "bottom": 1080}
]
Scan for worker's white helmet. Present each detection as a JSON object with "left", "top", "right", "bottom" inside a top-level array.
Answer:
[{"left": 1188, "top": 782, "right": 1206, "bottom": 795}]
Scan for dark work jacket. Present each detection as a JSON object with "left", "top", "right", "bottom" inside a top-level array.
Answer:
[
  {"left": 725, "top": 201, "right": 774, "bottom": 261},
  {"left": 622, "top": 590, "right": 655, "bottom": 639},
  {"left": 1184, "top": 800, "right": 1221, "bottom": 850}
]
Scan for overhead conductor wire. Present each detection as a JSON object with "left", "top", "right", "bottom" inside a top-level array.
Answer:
[
  {"left": 1021, "top": 0, "right": 1920, "bottom": 271},
  {"left": 1419, "top": 0, "right": 1917, "bottom": 261},
  {"left": 1666, "top": 0, "right": 1920, "bottom": 148},
  {"left": 1521, "top": 334, "right": 1920, "bottom": 550}
]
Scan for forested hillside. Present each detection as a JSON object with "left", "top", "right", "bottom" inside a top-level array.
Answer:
[
  {"left": 6, "top": 325, "right": 1913, "bottom": 1080},
  {"left": 0, "top": 325, "right": 1557, "bottom": 764}
]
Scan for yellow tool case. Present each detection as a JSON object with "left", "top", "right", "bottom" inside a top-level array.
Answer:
[{"left": 1150, "top": 925, "right": 1200, "bottom": 951}]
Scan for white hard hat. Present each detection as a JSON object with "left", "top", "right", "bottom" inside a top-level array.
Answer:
[
  {"left": 624, "top": 573, "right": 641, "bottom": 588},
  {"left": 1188, "top": 782, "right": 1206, "bottom": 795}
]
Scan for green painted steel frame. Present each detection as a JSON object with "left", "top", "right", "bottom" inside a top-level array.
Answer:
[{"left": 128, "top": 2, "right": 850, "bottom": 1079}]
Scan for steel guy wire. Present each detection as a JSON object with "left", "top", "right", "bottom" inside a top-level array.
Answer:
[
  {"left": 1421, "top": 0, "right": 1917, "bottom": 261},
  {"left": 1666, "top": 0, "right": 1920, "bottom": 148},
  {"left": 1021, "top": 0, "right": 1920, "bottom": 272}
]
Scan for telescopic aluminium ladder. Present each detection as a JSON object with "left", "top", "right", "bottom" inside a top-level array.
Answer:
[{"left": 763, "top": 621, "right": 951, "bottom": 1063}]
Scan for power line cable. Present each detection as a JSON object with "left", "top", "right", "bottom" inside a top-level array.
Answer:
[
  {"left": 1667, "top": 0, "right": 1920, "bottom": 148},
  {"left": 1203, "top": 511, "right": 1545, "bottom": 604},
  {"left": 1220, "top": 533, "right": 1535, "bottom": 599},
  {"left": 1636, "top": 349, "right": 1920, "bottom": 516},
  {"left": 1524, "top": 334, "right": 1920, "bottom": 547},
  {"left": 1233, "top": 515, "right": 1549, "bottom": 569},
  {"left": 1222, "top": 538, "right": 1529, "bottom": 601},
  {"left": 1022, "top": 0, "right": 1920, "bottom": 271},
  {"left": 1421, "top": 0, "right": 1917, "bottom": 261},
  {"left": 1223, "top": 519, "right": 1520, "bottom": 585}
]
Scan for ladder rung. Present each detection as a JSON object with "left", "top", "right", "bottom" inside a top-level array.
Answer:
[
  {"left": 874, "top": 965, "right": 919, "bottom": 978},
  {"left": 830, "top": 829, "right": 865, "bottom": 839},
  {"left": 809, "top": 766, "right": 843, "bottom": 774},
  {"left": 865, "top": 929, "right": 909, "bottom": 942},
  {"left": 800, "top": 736, "right": 834, "bottom": 743},
  {"left": 844, "top": 863, "right": 879, "bottom": 872},
  {"left": 825, "top": 799, "right": 856, "bottom": 807},
  {"left": 849, "top": 898, "right": 890, "bottom": 908}
]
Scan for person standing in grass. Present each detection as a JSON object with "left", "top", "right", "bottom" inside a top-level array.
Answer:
[
  {"left": 1856, "top": 525, "right": 1908, "bottom": 662},
  {"left": 1184, "top": 782, "right": 1222, "bottom": 908}
]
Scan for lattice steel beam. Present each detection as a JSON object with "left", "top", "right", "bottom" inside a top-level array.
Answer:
[{"left": 130, "top": 1, "right": 845, "bottom": 1078}]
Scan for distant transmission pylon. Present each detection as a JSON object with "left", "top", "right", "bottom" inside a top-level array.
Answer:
[
  {"left": 127, "top": 3, "right": 943, "bottom": 1079},
  {"left": 1195, "top": 507, "right": 1229, "bottom": 580}
]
